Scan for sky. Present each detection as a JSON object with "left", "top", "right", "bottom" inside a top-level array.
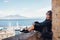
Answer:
[{"left": 0, "top": 0, "right": 51, "bottom": 18}]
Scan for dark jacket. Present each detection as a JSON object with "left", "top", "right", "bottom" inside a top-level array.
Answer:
[{"left": 34, "top": 19, "right": 53, "bottom": 38}]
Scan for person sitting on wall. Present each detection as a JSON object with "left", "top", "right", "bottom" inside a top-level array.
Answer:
[{"left": 20, "top": 10, "right": 53, "bottom": 40}]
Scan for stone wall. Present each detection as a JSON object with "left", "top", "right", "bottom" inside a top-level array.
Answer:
[
  {"left": 2, "top": 31, "right": 41, "bottom": 40},
  {"left": 52, "top": 0, "right": 60, "bottom": 40}
]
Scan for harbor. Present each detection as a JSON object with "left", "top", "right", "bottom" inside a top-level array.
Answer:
[{"left": 0, "top": 21, "right": 27, "bottom": 40}]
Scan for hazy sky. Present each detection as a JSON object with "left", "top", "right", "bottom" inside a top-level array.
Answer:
[{"left": 0, "top": 0, "right": 51, "bottom": 18}]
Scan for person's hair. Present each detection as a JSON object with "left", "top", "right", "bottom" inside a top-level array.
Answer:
[{"left": 47, "top": 10, "right": 52, "bottom": 20}]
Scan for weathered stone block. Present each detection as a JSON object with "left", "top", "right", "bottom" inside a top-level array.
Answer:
[{"left": 52, "top": 0, "right": 60, "bottom": 40}]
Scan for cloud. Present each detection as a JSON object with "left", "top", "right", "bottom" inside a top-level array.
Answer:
[
  {"left": 3, "top": 0, "right": 9, "bottom": 3},
  {"left": 0, "top": 6, "right": 51, "bottom": 18},
  {"left": 0, "top": 11, "right": 3, "bottom": 13},
  {"left": 22, "top": 8, "right": 29, "bottom": 10},
  {"left": 36, "top": 7, "right": 51, "bottom": 15},
  {"left": 0, "top": 11, "right": 4, "bottom": 17},
  {"left": 0, "top": 9, "right": 16, "bottom": 17},
  {"left": 19, "top": 7, "right": 51, "bottom": 18}
]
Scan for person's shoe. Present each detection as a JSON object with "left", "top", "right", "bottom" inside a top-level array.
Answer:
[{"left": 20, "top": 29, "right": 29, "bottom": 33}]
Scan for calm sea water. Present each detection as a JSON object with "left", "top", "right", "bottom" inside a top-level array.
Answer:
[{"left": 0, "top": 19, "right": 45, "bottom": 27}]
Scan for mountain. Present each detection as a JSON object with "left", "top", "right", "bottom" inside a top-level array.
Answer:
[
  {"left": 0, "top": 15, "right": 28, "bottom": 19},
  {"left": 0, "top": 15, "right": 45, "bottom": 19}
]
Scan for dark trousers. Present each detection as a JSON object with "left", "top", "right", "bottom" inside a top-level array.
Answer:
[
  {"left": 40, "top": 33, "right": 53, "bottom": 40},
  {"left": 40, "top": 32, "right": 53, "bottom": 40},
  {"left": 40, "top": 36, "right": 52, "bottom": 40}
]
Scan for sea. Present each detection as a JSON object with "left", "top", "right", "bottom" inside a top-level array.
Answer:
[
  {"left": 0, "top": 18, "right": 45, "bottom": 35},
  {"left": 0, "top": 19, "right": 45, "bottom": 27}
]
